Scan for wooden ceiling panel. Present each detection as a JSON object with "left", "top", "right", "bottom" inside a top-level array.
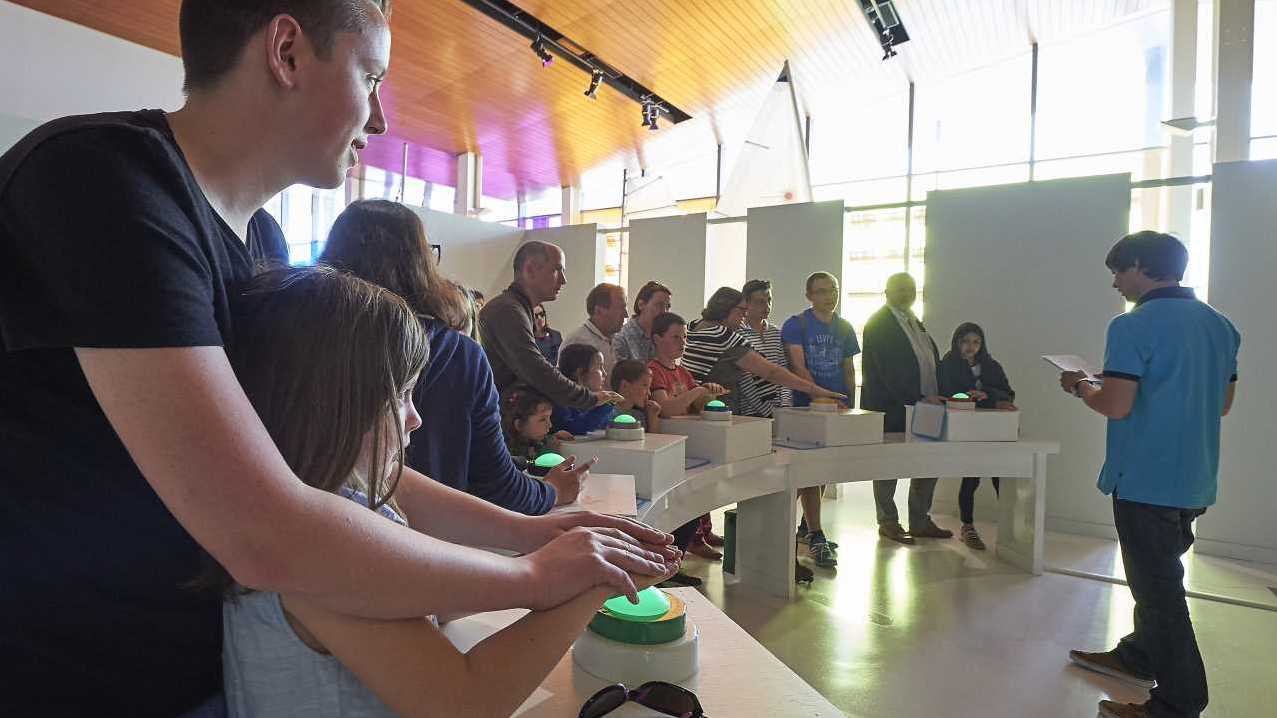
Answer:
[{"left": 12, "top": 0, "right": 1168, "bottom": 198}]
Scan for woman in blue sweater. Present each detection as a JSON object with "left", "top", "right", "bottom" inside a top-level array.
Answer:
[{"left": 320, "top": 201, "right": 588, "bottom": 512}]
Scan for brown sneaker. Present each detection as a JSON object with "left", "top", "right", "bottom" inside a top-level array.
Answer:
[
  {"left": 1069, "top": 649, "right": 1156, "bottom": 689},
  {"left": 1098, "top": 700, "right": 1149, "bottom": 718},
  {"left": 909, "top": 518, "right": 954, "bottom": 539},
  {"left": 960, "top": 524, "right": 987, "bottom": 550},
  {"left": 878, "top": 522, "right": 915, "bottom": 545}
]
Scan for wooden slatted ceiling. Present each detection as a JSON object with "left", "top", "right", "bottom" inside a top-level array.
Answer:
[{"left": 9, "top": 0, "right": 1165, "bottom": 199}]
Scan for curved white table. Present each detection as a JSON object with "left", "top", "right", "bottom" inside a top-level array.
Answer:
[{"left": 639, "top": 434, "right": 1060, "bottom": 598}]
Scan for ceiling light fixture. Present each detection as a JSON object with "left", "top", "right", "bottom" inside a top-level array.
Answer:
[
  {"left": 530, "top": 36, "right": 553, "bottom": 67},
  {"left": 585, "top": 69, "right": 603, "bottom": 99},
  {"left": 859, "top": 0, "right": 909, "bottom": 62}
]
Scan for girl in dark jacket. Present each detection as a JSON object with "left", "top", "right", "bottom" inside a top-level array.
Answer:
[{"left": 938, "top": 322, "right": 1017, "bottom": 550}]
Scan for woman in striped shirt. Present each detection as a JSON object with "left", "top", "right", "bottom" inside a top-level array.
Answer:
[
  {"left": 736, "top": 278, "right": 792, "bottom": 417},
  {"left": 683, "top": 287, "right": 845, "bottom": 417}
]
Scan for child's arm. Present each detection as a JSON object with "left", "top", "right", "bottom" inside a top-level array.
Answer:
[
  {"left": 644, "top": 401, "right": 662, "bottom": 432},
  {"left": 281, "top": 562, "right": 675, "bottom": 718},
  {"left": 653, "top": 385, "right": 709, "bottom": 417}
]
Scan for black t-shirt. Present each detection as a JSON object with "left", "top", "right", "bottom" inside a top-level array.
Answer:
[{"left": 0, "top": 110, "right": 287, "bottom": 716}]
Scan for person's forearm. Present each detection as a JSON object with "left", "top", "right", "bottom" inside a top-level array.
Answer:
[
  {"left": 449, "top": 587, "right": 612, "bottom": 717},
  {"left": 1077, "top": 381, "right": 1127, "bottom": 419},
  {"left": 249, "top": 486, "right": 540, "bottom": 618},
  {"left": 657, "top": 386, "right": 706, "bottom": 416},
  {"left": 395, "top": 466, "right": 534, "bottom": 551}
]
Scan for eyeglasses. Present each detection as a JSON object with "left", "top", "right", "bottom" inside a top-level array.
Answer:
[{"left": 578, "top": 681, "right": 707, "bottom": 718}]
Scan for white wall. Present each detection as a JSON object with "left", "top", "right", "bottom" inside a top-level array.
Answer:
[
  {"left": 409, "top": 207, "right": 524, "bottom": 302},
  {"left": 705, "top": 222, "right": 748, "bottom": 305},
  {"left": 923, "top": 176, "right": 1131, "bottom": 535},
  {"left": 0, "top": 1, "right": 184, "bottom": 152},
  {"left": 522, "top": 224, "right": 605, "bottom": 332},
  {"left": 628, "top": 213, "right": 708, "bottom": 315},
  {"left": 745, "top": 201, "right": 846, "bottom": 324},
  {"left": 1203, "top": 159, "right": 1277, "bottom": 564}
]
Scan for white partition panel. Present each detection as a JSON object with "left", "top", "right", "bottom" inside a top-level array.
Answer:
[
  {"left": 745, "top": 201, "right": 845, "bottom": 324},
  {"left": 627, "top": 213, "right": 707, "bottom": 315},
  {"left": 706, "top": 222, "right": 748, "bottom": 305},
  {"left": 411, "top": 207, "right": 525, "bottom": 302},
  {"left": 1203, "top": 159, "right": 1277, "bottom": 564},
  {"left": 522, "top": 224, "right": 605, "bottom": 331},
  {"left": 924, "top": 175, "right": 1130, "bottom": 536}
]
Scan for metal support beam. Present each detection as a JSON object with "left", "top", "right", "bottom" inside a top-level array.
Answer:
[{"left": 1214, "top": 0, "right": 1255, "bottom": 162}]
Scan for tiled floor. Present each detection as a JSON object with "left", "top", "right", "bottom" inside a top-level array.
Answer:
[{"left": 676, "top": 482, "right": 1277, "bottom": 718}]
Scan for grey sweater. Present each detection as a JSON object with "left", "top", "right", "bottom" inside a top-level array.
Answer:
[{"left": 479, "top": 283, "right": 595, "bottom": 409}]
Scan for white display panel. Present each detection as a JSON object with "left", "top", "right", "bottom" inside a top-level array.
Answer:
[
  {"left": 745, "top": 200, "right": 846, "bottom": 326},
  {"left": 627, "top": 213, "right": 708, "bottom": 315}
]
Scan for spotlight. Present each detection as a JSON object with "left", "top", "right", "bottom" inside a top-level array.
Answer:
[
  {"left": 640, "top": 101, "right": 660, "bottom": 130},
  {"left": 530, "top": 37, "right": 553, "bottom": 67},
  {"left": 585, "top": 69, "right": 602, "bottom": 99}
]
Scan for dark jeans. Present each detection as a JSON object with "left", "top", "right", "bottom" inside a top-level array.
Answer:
[
  {"left": 872, "top": 478, "right": 938, "bottom": 527},
  {"left": 957, "top": 477, "right": 1001, "bottom": 524},
  {"left": 1112, "top": 497, "right": 1208, "bottom": 718}
]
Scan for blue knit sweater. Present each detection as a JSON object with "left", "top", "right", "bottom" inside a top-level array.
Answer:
[{"left": 406, "top": 318, "right": 557, "bottom": 514}]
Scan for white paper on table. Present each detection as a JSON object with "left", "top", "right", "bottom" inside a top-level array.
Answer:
[
  {"left": 910, "top": 402, "right": 946, "bottom": 440},
  {"left": 549, "top": 473, "right": 637, "bottom": 518},
  {"left": 1042, "top": 354, "right": 1101, "bottom": 378}
]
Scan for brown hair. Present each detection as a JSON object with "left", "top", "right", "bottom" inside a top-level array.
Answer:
[
  {"left": 320, "top": 199, "right": 470, "bottom": 332},
  {"left": 651, "top": 312, "right": 685, "bottom": 338},
  {"left": 180, "top": 0, "right": 391, "bottom": 92},
  {"left": 587, "top": 283, "right": 622, "bottom": 316},
  {"left": 632, "top": 280, "right": 672, "bottom": 317},
  {"left": 208, "top": 265, "right": 428, "bottom": 594},
  {"left": 610, "top": 359, "right": 651, "bottom": 392},
  {"left": 500, "top": 386, "right": 553, "bottom": 453},
  {"left": 805, "top": 271, "right": 838, "bottom": 293},
  {"left": 702, "top": 286, "right": 744, "bottom": 322}
]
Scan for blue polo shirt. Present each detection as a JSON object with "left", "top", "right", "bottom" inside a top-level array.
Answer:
[{"left": 1097, "top": 286, "right": 1240, "bottom": 509}]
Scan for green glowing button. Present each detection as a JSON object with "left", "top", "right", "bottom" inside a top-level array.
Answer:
[
  {"left": 603, "top": 586, "right": 671, "bottom": 622},
  {"left": 612, "top": 413, "right": 638, "bottom": 425},
  {"left": 533, "top": 452, "right": 566, "bottom": 469},
  {"left": 705, "top": 400, "right": 727, "bottom": 410},
  {"left": 951, "top": 393, "right": 971, "bottom": 400}
]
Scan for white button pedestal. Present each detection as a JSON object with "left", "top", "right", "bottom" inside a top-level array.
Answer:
[
  {"left": 585, "top": 434, "right": 687, "bottom": 500},
  {"left": 659, "top": 415, "right": 773, "bottom": 464},
  {"left": 905, "top": 404, "right": 1021, "bottom": 442},
  {"left": 772, "top": 407, "right": 885, "bottom": 447}
]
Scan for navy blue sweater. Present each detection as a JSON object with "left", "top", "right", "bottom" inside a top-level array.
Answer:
[{"left": 407, "top": 318, "right": 557, "bottom": 515}]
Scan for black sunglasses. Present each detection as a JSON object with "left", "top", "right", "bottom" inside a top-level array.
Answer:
[{"left": 578, "top": 681, "right": 706, "bottom": 718}]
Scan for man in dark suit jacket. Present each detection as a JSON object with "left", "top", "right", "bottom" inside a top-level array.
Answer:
[{"left": 860, "top": 273, "right": 952, "bottom": 544}]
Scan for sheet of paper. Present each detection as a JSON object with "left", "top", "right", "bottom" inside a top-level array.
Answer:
[
  {"left": 549, "top": 472, "right": 637, "bottom": 518},
  {"left": 1042, "top": 354, "right": 1100, "bottom": 378},
  {"left": 910, "top": 402, "right": 946, "bottom": 440}
]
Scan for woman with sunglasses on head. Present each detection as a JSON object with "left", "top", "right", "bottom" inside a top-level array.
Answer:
[{"left": 218, "top": 266, "right": 679, "bottom": 718}]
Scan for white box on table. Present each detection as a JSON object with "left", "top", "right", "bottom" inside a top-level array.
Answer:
[
  {"left": 905, "top": 404, "right": 1020, "bottom": 442},
  {"left": 772, "top": 407, "right": 885, "bottom": 447},
  {"left": 584, "top": 434, "right": 687, "bottom": 500},
  {"left": 659, "top": 415, "right": 773, "bottom": 464}
]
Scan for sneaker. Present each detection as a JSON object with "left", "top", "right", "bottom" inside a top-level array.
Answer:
[
  {"left": 1068, "top": 649, "right": 1156, "bottom": 689},
  {"left": 909, "top": 518, "right": 954, "bottom": 539},
  {"left": 960, "top": 524, "right": 986, "bottom": 551},
  {"left": 687, "top": 539, "right": 723, "bottom": 561},
  {"left": 797, "top": 529, "right": 839, "bottom": 551},
  {"left": 806, "top": 530, "right": 838, "bottom": 553},
  {"left": 808, "top": 537, "right": 838, "bottom": 568},
  {"left": 703, "top": 531, "right": 725, "bottom": 547},
  {"left": 659, "top": 572, "right": 703, "bottom": 588},
  {"left": 1097, "top": 700, "right": 1149, "bottom": 718},
  {"left": 878, "top": 522, "right": 916, "bottom": 545},
  {"left": 794, "top": 561, "right": 814, "bottom": 584}
]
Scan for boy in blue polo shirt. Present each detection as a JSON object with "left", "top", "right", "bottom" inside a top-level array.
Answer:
[
  {"left": 1058, "top": 231, "right": 1239, "bottom": 718},
  {"left": 783, "top": 271, "right": 861, "bottom": 568}
]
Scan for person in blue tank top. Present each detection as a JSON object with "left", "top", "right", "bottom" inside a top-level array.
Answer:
[
  {"left": 1057, "top": 231, "right": 1240, "bottom": 718},
  {"left": 216, "top": 266, "right": 679, "bottom": 718}
]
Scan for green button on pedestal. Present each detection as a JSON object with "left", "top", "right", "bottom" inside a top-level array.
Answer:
[
  {"left": 611, "top": 414, "right": 639, "bottom": 426},
  {"left": 533, "top": 452, "right": 566, "bottom": 469},
  {"left": 589, "top": 588, "right": 686, "bottom": 645}
]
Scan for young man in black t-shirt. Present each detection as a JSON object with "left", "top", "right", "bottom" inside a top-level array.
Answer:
[{"left": 0, "top": 2, "right": 672, "bottom": 715}]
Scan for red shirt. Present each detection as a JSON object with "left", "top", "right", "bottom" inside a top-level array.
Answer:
[{"left": 648, "top": 359, "right": 697, "bottom": 397}]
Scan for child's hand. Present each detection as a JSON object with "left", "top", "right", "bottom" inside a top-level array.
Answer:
[
  {"left": 644, "top": 399, "right": 662, "bottom": 413},
  {"left": 555, "top": 430, "right": 575, "bottom": 442},
  {"left": 704, "top": 383, "right": 727, "bottom": 396}
]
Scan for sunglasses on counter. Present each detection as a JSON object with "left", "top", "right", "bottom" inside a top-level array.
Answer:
[{"left": 578, "top": 681, "right": 706, "bottom": 718}]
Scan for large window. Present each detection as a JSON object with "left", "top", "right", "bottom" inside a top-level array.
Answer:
[{"left": 1253, "top": 0, "right": 1277, "bottom": 158}]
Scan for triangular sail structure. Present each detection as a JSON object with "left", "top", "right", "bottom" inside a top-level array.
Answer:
[
  {"left": 623, "top": 171, "right": 681, "bottom": 221},
  {"left": 714, "top": 61, "right": 813, "bottom": 218}
]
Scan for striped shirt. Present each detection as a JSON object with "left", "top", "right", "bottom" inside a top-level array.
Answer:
[
  {"left": 683, "top": 321, "right": 769, "bottom": 417},
  {"left": 739, "top": 321, "right": 791, "bottom": 417}
]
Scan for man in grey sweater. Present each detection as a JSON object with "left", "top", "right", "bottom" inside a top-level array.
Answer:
[{"left": 480, "top": 241, "right": 620, "bottom": 409}]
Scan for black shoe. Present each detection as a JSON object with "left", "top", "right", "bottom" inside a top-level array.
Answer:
[
  {"left": 794, "top": 561, "right": 814, "bottom": 584},
  {"left": 658, "top": 572, "right": 703, "bottom": 588}
]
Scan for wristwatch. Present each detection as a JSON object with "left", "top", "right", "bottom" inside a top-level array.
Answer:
[{"left": 1072, "top": 378, "right": 1093, "bottom": 397}]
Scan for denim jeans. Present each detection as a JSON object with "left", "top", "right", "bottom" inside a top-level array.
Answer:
[
  {"left": 1112, "top": 497, "right": 1208, "bottom": 718},
  {"left": 872, "top": 477, "right": 938, "bottom": 527},
  {"left": 957, "top": 477, "right": 1001, "bottom": 524}
]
